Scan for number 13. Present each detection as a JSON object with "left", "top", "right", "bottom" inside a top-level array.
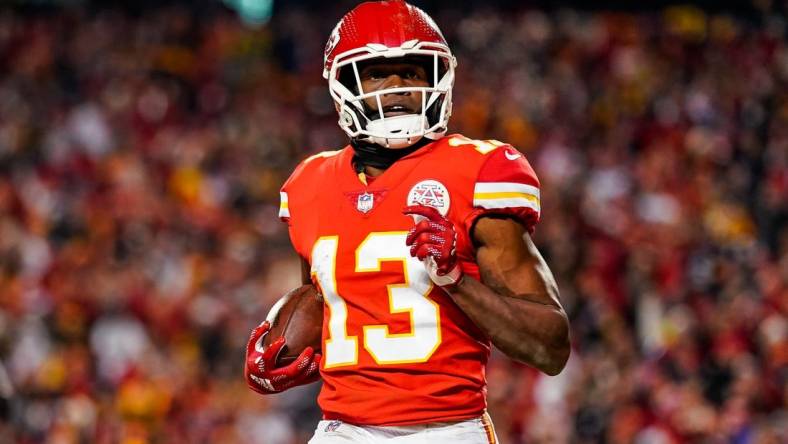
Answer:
[{"left": 311, "top": 232, "right": 442, "bottom": 369}]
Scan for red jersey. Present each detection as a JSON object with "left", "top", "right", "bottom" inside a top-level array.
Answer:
[{"left": 278, "top": 134, "right": 541, "bottom": 426}]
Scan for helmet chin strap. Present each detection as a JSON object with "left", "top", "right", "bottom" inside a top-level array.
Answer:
[{"left": 363, "top": 114, "right": 429, "bottom": 148}]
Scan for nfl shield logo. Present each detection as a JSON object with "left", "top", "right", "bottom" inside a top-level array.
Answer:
[{"left": 357, "top": 192, "right": 374, "bottom": 213}]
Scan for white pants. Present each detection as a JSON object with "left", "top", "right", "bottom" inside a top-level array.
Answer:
[{"left": 308, "top": 413, "right": 499, "bottom": 444}]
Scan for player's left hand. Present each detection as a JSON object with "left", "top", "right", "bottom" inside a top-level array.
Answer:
[
  {"left": 403, "top": 205, "right": 463, "bottom": 288},
  {"left": 244, "top": 321, "right": 321, "bottom": 395}
]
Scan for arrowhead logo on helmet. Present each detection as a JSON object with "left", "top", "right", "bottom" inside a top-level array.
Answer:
[
  {"left": 324, "top": 19, "right": 342, "bottom": 66},
  {"left": 323, "top": 1, "right": 457, "bottom": 149}
]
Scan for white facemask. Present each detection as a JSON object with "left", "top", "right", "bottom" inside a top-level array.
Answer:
[{"left": 326, "top": 41, "right": 456, "bottom": 148}]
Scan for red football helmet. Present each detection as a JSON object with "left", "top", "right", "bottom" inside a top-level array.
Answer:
[{"left": 323, "top": 0, "right": 456, "bottom": 148}]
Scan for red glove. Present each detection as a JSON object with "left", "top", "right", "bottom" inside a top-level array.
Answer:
[
  {"left": 244, "top": 321, "right": 321, "bottom": 394},
  {"left": 403, "top": 205, "right": 463, "bottom": 287}
]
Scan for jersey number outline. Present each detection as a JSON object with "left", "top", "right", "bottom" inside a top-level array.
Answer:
[
  {"left": 447, "top": 135, "right": 505, "bottom": 154},
  {"left": 311, "top": 232, "right": 441, "bottom": 369}
]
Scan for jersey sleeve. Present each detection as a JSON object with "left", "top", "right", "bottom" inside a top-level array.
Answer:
[
  {"left": 278, "top": 174, "right": 296, "bottom": 225},
  {"left": 278, "top": 157, "right": 310, "bottom": 225},
  {"left": 278, "top": 190, "right": 290, "bottom": 222},
  {"left": 279, "top": 150, "right": 342, "bottom": 225},
  {"left": 466, "top": 145, "right": 541, "bottom": 234},
  {"left": 277, "top": 157, "right": 313, "bottom": 260}
]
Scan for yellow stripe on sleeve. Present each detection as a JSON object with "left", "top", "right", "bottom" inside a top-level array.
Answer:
[
  {"left": 279, "top": 192, "right": 290, "bottom": 218},
  {"left": 473, "top": 191, "right": 540, "bottom": 203}
]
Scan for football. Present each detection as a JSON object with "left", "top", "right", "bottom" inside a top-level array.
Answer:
[{"left": 263, "top": 284, "right": 324, "bottom": 366}]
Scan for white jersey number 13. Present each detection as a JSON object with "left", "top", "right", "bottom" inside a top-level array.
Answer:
[{"left": 311, "top": 232, "right": 441, "bottom": 369}]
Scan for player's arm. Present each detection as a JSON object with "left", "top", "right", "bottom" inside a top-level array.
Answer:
[
  {"left": 405, "top": 207, "right": 569, "bottom": 375},
  {"left": 455, "top": 216, "right": 569, "bottom": 375}
]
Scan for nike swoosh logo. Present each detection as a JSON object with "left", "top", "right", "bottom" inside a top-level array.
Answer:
[{"left": 504, "top": 150, "right": 522, "bottom": 160}]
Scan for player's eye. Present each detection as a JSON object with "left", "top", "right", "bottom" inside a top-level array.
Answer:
[
  {"left": 364, "top": 69, "right": 385, "bottom": 80},
  {"left": 404, "top": 67, "right": 427, "bottom": 81}
]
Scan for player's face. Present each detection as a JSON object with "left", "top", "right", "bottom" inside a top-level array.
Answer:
[{"left": 358, "top": 61, "right": 429, "bottom": 119}]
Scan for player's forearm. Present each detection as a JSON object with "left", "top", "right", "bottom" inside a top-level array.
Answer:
[{"left": 447, "top": 276, "right": 570, "bottom": 375}]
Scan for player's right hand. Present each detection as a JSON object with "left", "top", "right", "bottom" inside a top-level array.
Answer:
[
  {"left": 244, "top": 321, "right": 321, "bottom": 394},
  {"left": 403, "top": 205, "right": 464, "bottom": 288}
]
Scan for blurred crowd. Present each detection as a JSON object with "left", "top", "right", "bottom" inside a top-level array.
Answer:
[{"left": 0, "top": 1, "right": 786, "bottom": 443}]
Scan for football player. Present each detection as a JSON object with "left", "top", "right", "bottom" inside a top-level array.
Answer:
[{"left": 245, "top": 1, "right": 570, "bottom": 442}]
